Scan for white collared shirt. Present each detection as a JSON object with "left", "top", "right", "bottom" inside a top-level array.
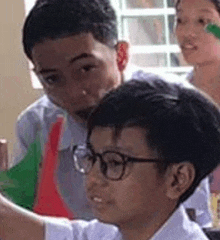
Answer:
[{"left": 44, "top": 205, "right": 209, "bottom": 240}]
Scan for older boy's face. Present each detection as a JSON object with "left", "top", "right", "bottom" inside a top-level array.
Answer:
[{"left": 31, "top": 33, "right": 126, "bottom": 119}]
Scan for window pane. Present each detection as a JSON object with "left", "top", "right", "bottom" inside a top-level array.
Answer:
[
  {"left": 125, "top": 0, "right": 164, "bottom": 9},
  {"left": 170, "top": 53, "right": 190, "bottom": 67},
  {"left": 169, "top": 15, "right": 177, "bottom": 44},
  {"left": 131, "top": 53, "right": 167, "bottom": 67},
  {"left": 167, "top": 0, "right": 175, "bottom": 7},
  {"left": 124, "top": 16, "right": 166, "bottom": 45}
]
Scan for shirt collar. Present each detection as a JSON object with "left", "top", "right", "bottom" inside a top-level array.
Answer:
[
  {"left": 38, "top": 95, "right": 57, "bottom": 108},
  {"left": 151, "top": 205, "right": 207, "bottom": 240},
  {"left": 41, "top": 95, "right": 78, "bottom": 151}
]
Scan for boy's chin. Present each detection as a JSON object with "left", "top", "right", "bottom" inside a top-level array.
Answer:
[{"left": 74, "top": 106, "right": 95, "bottom": 120}]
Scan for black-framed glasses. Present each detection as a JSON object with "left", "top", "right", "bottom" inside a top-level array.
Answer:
[{"left": 73, "top": 144, "right": 169, "bottom": 181}]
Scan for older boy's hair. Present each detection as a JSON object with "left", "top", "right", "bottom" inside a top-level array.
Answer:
[
  {"left": 23, "top": 0, "right": 118, "bottom": 60},
  {"left": 87, "top": 72, "right": 220, "bottom": 203}
]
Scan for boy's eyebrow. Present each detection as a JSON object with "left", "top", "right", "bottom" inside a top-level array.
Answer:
[
  {"left": 199, "top": 8, "right": 215, "bottom": 14},
  {"left": 68, "top": 53, "right": 94, "bottom": 64},
  {"left": 33, "top": 53, "right": 95, "bottom": 74},
  {"left": 32, "top": 68, "right": 56, "bottom": 74}
]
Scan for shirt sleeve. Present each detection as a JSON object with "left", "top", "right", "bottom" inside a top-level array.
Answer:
[
  {"left": 44, "top": 217, "right": 74, "bottom": 240},
  {"left": 44, "top": 217, "right": 121, "bottom": 240}
]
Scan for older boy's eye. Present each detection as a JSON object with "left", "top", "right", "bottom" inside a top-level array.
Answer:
[
  {"left": 42, "top": 75, "right": 61, "bottom": 85},
  {"left": 81, "top": 64, "right": 96, "bottom": 73}
]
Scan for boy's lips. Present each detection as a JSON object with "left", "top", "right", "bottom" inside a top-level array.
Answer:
[
  {"left": 181, "top": 43, "right": 199, "bottom": 58},
  {"left": 89, "top": 197, "right": 110, "bottom": 210},
  {"left": 90, "top": 196, "right": 104, "bottom": 204},
  {"left": 87, "top": 192, "right": 113, "bottom": 207},
  {"left": 180, "top": 37, "right": 199, "bottom": 49}
]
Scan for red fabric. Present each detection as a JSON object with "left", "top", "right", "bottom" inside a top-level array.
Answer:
[{"left": 33, "top": 116, "right": 74, "bottom": 219}]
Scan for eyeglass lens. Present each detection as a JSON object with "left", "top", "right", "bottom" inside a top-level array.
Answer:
[{"left": 73, "top": 146, "right": 126, "bottom": 180}]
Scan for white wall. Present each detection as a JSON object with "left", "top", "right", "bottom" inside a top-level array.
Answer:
[{"left": 0, "top": 0, "right": 41, "bottom": 163}]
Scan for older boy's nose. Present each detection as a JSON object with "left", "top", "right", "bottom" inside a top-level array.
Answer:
[{"left": 63, "top": 79, "right": 87, "bottom": 97}]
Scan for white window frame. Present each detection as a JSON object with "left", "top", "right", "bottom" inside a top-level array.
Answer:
[{"left": 110, "top": 0, "right": 193, "bottom": 75}]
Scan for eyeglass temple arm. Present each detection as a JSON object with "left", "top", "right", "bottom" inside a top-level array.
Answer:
[{"left": 127, "top": 158, "right": 169, "bottom": 163}]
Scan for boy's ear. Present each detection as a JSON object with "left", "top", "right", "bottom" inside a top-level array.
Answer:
[
  {"left": 165, "top": 162, "right": 196, "bottom": 200},
  {"left": 116, "top": 41, "right": 129, "bottom": 72}
]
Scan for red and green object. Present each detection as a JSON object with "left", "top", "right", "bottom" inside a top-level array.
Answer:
[
  {"left": 0, "top": 137, "right": 41, "bottom": 210},
  {"left": 0, "top": 115, "right": 74, "bottom": 219},
  {"left": 33, "top": 116, "right": 74, "bottom": 219}
]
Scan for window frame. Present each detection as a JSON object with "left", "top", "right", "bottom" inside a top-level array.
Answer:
[{"left": 111, "top": 0, "right": 193, "bottom": 75}]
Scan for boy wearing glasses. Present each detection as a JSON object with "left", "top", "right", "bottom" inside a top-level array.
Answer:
[
  {"left": 14, "top": 0, "right": 211, "bottom": 227},
  {"left": 0, "top": 73, "right": 217, "bottom": 239}
]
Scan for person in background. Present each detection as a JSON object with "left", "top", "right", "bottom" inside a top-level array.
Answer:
[
  {"left": 13, "top": 0, "right": 129, "bottom": 219},
  {"left": 175, "top": 0, "right": 220, "bottom": 102},
  {"left": 175, "top": 0, "right": 220, "bottom": 227},
  {"left": 1, "top": 73, "right": 220, "bottom": 239}
]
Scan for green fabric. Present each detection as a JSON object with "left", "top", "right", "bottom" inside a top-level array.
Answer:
[{"left": 0, "top": 138, "right": 41, "bottom": 210}]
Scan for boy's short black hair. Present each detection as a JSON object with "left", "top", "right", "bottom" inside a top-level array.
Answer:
[
  {"left": 23, "top": 0, "right": 118, "bottom": 60},
  {"left": 87, "top": 72, "right": 220, "bottom": 203}
]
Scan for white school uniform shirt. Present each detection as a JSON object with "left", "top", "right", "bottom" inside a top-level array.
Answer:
[{"left": 44, "top": 205, "right": 208, "bottom": 240}]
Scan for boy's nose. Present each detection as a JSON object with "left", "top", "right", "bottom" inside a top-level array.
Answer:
[
  {"left": 85, "top": 159, "right": 108, "bottom": 189},
  {"left": 185, "top": 24, "right": 201, "bottom": 38}
]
